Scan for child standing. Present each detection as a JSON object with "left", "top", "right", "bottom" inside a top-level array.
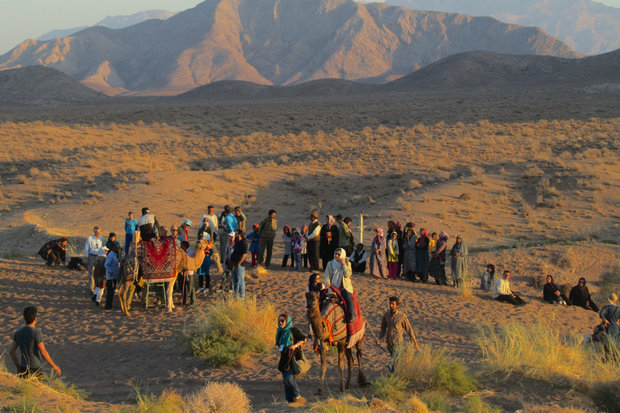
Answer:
[
  {"left": 387, "top": 231, "right": 400, "bottom": 279},
  {"left": 124, "top": 212, "right": 138, "bottom": 255},
  {"left": 104, "top": 244, "right": 120, "bottom": 309},
  {"left": 291, "top": 230, "right": 304, "bottom": 270},
  {"left": 281, "top": 225, "right": 293, "bottom": 267},
  {"left": 196, "top": 234, "right": 213, "bottom": 293},
  {"left": 246, "top": 224, "right": 261, "bottom": 267},
  {"left": 480, "top": 264, "right": 495, "bottom": 291},
  {"left": 300, "top": 225, "right": 308, "bottom": 268}
]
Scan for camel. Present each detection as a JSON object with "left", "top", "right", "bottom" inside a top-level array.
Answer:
[
  {"left": 306, "top": 290, "right": 367, "bottom": 393},
  {"left": 118, "top": 236, "right": 206, "bottom": 315}
]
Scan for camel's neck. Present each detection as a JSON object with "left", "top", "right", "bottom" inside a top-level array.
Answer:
[{"left": 307, "top": 304, "right": 325, "bottom": 338}]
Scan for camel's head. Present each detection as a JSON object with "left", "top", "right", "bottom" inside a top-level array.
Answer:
[{"left": 306, "top": 291, "right": 320, "bottom": 311}]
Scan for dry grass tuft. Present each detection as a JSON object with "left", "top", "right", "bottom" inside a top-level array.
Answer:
[{"left": 185, "top": 382, "right": 251, "bottom": 413}]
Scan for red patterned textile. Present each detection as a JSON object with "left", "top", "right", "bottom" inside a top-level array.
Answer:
[{"left": 140, "top": 238, "right": 178, "bottom": 280}]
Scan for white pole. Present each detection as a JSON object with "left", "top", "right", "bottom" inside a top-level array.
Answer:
[{"left": 359, "top": 214, "right": 363, "bottom": 245}]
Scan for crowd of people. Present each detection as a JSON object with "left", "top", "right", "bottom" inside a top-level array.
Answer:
[{"left": 26, "top": 204, "right": 619, "bottom": 407}]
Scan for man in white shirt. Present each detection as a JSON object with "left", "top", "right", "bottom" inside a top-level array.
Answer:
[
  {"left": 84, "top": 226, "right": 106, "bottom": 294},
  {"left": 306, "top": 210, "right": 321, "bottom": 271},
  {"left": 492, "top": 270, "right": 526, "bottom": 305}
]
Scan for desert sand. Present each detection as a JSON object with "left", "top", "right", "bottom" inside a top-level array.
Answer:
[{"left": 1, "top": 85, "right": 619, "bottom": 411}]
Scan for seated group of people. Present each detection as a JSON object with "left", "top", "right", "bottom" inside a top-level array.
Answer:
[{"left": 543, "top": 275, "right": 600, "bottom": 311}]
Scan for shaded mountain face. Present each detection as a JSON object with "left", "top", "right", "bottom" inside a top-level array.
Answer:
[
  {"left": 37, "top": 10, "right": 176, "bottom": 41},
  {"left": 0, "top": 66, "right": 106, "bottom": 106},
  {"left": 0, "top": 0, "right": 579, "bottom": 95},
  {"left": 384, "top": 0, "right": 620, "bottom": 55}
]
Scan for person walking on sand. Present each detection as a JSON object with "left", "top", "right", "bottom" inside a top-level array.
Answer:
[
  {"left": 258, "top": 209, "right": 278, "bottom": 267},
  {"left": 84, "top": 226, "right": 105, "bottom": 294},
  {"left": 10, "top": 306, "right": 61, "bottom": 378},
  {"left": 376, "top": 296, "right": 419, "bottom": 370},
  {"left": 276, "top": 314, "right": 307, "bottom": 407}
]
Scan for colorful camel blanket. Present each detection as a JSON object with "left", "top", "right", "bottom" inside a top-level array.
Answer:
[
  {"left": 323, "top": 286, "right": 366, "bottom": 349},
  {"left": 139, "top": 238, "right": 178, "bottom": 281}
]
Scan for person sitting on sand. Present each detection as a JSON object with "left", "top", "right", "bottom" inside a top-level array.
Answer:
[
  {"left": 37, "top": 237, "right": 68, "bottom": 267},
  {"left": 10, "top": 306, "right": 61, "bottom": 378},
  {"left": 569, "top": 277, "right": 599, "bottom": 312},
  {"left": 599, "top": 293, "right": 620, "bottom": 342},
  {"left": 349, "top": 243, "right": 367, "bottom": 274},
  {"left": 542, "top": 275, "right": 568, "bottom": 305},
  {"left": 493, "top": 270, "right": 526, "bottom": 305},
  {"left": 276, "top": 314, "right": 307, "bottom": 407},
  {"left": 325, "top": 248, "right": 356, "bottom": 322}
]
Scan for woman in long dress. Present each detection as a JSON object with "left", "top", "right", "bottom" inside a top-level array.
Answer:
[
  {"left": 450, "top": 235, "right": 468, "bottom": 288},
  {"left": 415, "top": 228, "right": 430, "bottom": 283},
  {"left": 429, "top": 231, "right": 448, "bottom": 285},
  {"left": 401, "top": 227, "right": 416, "bottom": 281},
  {"left": 369, "top": 227, "right": 387, "bottom": 279}
]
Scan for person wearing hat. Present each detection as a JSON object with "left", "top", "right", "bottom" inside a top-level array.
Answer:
[
  {"left": 179, "top": 219, "right": 192, "bottom": 243},
  {"left": 599, "top": 293, "right": 620, "bottom": 341},
  {"left": 306, "top": 210, "right": 321, "bottom": 271},
  {"left": 124, "top": 211, "right": 138, "bottom": 255}
]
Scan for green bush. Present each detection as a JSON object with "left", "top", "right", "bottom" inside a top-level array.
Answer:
[
  {"left": 421, "top": 391, "right": 451, "bottom": 413},
  {"left": 183, "top": 297, "right": 276, "bottom": 367},
  {"left": 464, "top": 396, "right": 501, "bottom": 413},
  {"left": 372, "top": 374, "right": 409, "bottom": 403},
  {"left": 431, "top": 359, "right": 478, "bottom": 395},
  {"left": 590, "top": 380, "right": 620, "bottom": 413}
]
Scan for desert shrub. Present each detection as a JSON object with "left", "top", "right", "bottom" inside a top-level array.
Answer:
[
  {"left": 457, "top": 276, "right": 473, "bottom": 298},
  {"left": 44, "top": 372, "right": 88, "bottom": 400},
  {"left": 133, "top": 389, "right": 185, "bottom": 413},
  {"left": 400, "top": 395, "right": 429, "bottom": 413},
  {"left": 431, "top": 359, "right": 478, "bottom": 395},
  {"left": 421, "top": 391, "right": 451, "bottom": 413},
  {"left": 1, "top": 250, "right": 30, "bottom": 259},
  {"left": 475, "top": 322, "right": 620, "bottom": 387},
  {"left": 597, "top": 267, "right": 620, "bottom": 303},
  {"left": 590, "top": 380, "right": 620, "bottom": 413},
  {"left": 185, "top": 382, "right": 251, "bottom": 413},
  {"left": 7, "top": 398, "right": 41, "bottom": 413},
  {"left": 463, "top": 396, "right": 500, "bottom": 413},
  {"left": 309, "top": 395, "right": 371, "bottom": 413},
  {"left": 183, "top": 297, "right": 276, "bottom": 366},
  {"left": 372, "top": 373, "right": 408, "bottom": 403},
  {"left": 529, "top": 274, "right": 545, "bottom": 289}
]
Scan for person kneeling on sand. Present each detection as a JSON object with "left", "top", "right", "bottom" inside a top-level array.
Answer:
[
  {"left": 492, "top": 270, "right": 526, "bottom": 305},
  {"left": 38, "top": 237, "right": 68, "bottom": 266},
  {"left": 276, "top": 314, "right": 306, "bottom": 407},
  {"left": 10, "top": 306, "right": 61, "bottom": 378}
]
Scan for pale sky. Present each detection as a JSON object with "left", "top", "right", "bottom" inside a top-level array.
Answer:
[{"left": 1, "top": 0, "right": 620, "bottom": 55}]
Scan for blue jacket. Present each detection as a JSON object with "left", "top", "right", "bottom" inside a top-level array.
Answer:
[
  {"left": 224, "top": 213, "right": 238, "bottom": 232},
  {"left": 104, "top": 251, "right": 120, "bottom": 280}
]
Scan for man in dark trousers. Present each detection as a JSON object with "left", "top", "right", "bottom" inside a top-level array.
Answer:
[
  {"left": 258, "top": 209, "right": 277, "bottom": 267},
  {"left": 306, "top": 210, "right": 321, "bottom": 271},
  {"left": 376, "top": 296, "right": 419, "bottom": 371},
  {"left": 10, "top": 306, "right": 61, "bottom": 377}
]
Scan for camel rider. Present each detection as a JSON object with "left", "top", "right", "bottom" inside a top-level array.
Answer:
[
  {"left": 137, "top": 207, "right": 160, "bottom": 241},
  {"left": 324, "top": 248, "right": 355, "bottom": 322}
]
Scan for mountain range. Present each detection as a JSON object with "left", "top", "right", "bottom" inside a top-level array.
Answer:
[
  {"left": 0, "top": 0, "right": 579, "bottom": 96},
  {"left": 384, "top": 0, "right": 620, "bottom": 55},
  {"left": 37, "top": 10, "right": 176, "bottom": 42}
]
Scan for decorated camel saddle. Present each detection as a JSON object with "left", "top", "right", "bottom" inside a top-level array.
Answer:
[
  {"left": 138, "top": 237, "right": 180, "bottom": 281},
  {"left": 320, "top": 286, "right": 366, "bottom": 349}
]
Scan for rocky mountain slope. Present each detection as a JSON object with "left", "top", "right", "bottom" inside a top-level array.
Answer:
[{"left": 0, "top": 0, "right": 579, "bottom": 95}]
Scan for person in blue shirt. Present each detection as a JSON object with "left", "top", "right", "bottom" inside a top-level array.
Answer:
[
  {"left": 124, "top": 211, "right": 138, "bottom": 255},
  {"left": 224, "top": 209, "right": 238, "bottom": 233},
  {"left": 246, "top": 224, "right": 261, "bottom": 267},
  {"left": 104, "top": 244, "right": 120, "bottom": 309}
]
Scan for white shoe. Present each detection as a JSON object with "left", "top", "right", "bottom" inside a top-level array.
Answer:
[
  {"left": 204, "top": 288, "right": 209, "bottom": 293},
  {"left": 197, "top": 288, "right": 204, "bottom": 293}
]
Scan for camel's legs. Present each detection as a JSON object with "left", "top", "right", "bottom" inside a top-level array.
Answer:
[
  {"left": 118, "top": 281, "right": 128, "bottom": 315},
  {"left": 337, "top": 342, "right": 346, "bottom": 391},
  {"left": 166, "top": 278, "right": 175, "bottom": 312},
  {"left": 345, "top": 347, "right": 353, "bottom": 390},
  {"left": 316, "top": 345, "right": 328, "bottom": 395},
  {"left": 356, "top": 340, "right": 367, "bottom": 386}
]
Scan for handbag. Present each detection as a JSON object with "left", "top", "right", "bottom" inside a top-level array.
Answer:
[{"left": 292, "top": 349, "right": 311, "bottom": 379}]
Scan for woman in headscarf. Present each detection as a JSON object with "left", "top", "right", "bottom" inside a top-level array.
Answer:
[
  {"left": 325, "top": 248, "right": 356, "bottom": 322},
  {"left": 387, "top": 231, "right": 400, "bottom": 279},
  {"left": 369, "top": 227, "right": 387, "bottom": 279},
  {"left": 429, "top": 231, "right": 448, "bottom": 285},
  {"left": 276, "top": 314, "right": 306, "bottom": 407},
  {"left": 401, "top": 226, "right": 417, "bottom": 281},
  {"left": 542, "top": 275, "right": 568, "bottom": 305},
  {"left": 569, "top": 277, "right": 599, "bottom": 312},
  {"left": 599, "top": 293, "right": 620, "bottom": 342},
  {"left": 450, "top": 235, "right": 468, "bottom": 288},
  {"left": 415, "top": 228, "right": 430, "bottom": 283}
]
